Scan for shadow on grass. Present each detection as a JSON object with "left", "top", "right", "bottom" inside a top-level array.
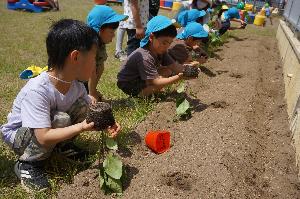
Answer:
[
  {"left": 45, "top": 153, "right": 94, "bottom": 185},
  {"left": 0, "top": 153, "right": 18, "bottom": 187}
]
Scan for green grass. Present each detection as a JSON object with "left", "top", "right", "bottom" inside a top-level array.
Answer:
[{"left": 0, "top": 1, "right": 156, "bottom": 198}]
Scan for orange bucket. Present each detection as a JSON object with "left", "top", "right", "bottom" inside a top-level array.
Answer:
[{"left": 145, "top": 131, "right": 170, "bottom": 154}]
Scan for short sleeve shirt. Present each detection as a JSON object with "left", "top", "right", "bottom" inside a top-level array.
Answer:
[
  {"left": 119, "top": 0, "right": 149, "bottom": 29},
  {"left": 117, "top": 47, "right": 175, "bottom": 82},
  {"left": 0, "top": 72, "right": 90, "bottom": 146}
]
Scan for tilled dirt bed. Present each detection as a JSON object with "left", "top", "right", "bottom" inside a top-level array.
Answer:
[{"left": 58, "top": 27, "right": 300, "bottom": 198}]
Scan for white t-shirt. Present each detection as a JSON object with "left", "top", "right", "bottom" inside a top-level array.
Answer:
[
  {"left": 0, "top": 72, "right": 90, "bottom": 145},
  {"left": 119, "top": 0, "right": 149, "bottom": 29}
]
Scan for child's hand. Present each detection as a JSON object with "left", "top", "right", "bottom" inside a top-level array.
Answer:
[
  {"left": 80, "top": 119, "right": 94, "bottom": 131},
  {"left": 240, "top": 21, "right": 247, "bottom": 29},
  {"left": 107, "top": 123, "right": 121, "bottom": 138},
  {"left": 189, "top": 61, "right": 200, "bottom": 67},
  {"left": 89, "top": 91, "right": 103, "bottom": 104},
  {"left": 178, "top": 72, "right": 198, "bottom": 80},
  {"left": 135, "top": 27, "right": 145, "bottom": 39},
  {"left": 89, "top": 95, "right": 98, "bottom": 104}
]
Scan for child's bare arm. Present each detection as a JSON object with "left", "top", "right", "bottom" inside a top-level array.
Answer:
[
  {"left": 34, "top": 120, "right": 94, "bottom": 147},
  {"left": 231, "top": 18, "right": 246, "bottom": 27},
  {"left": 130, "top": 0, "right": 145, "bottom": 39},
  {"left": 167, "top": 62, "right": 185, "bottom": 74},
  {"left": 146, "top": 74, "right": 183, "bottom": 88},
  {"left": 231, "top": 18, "right": 243, "bottom": 23},
  {"left": 88, "top": 65, "right": 104, "bottom": 103}
]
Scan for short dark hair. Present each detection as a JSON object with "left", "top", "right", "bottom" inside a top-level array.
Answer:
[
  {"left": 153, "top": 25, "right": 177, "bottom": 38},
  {"left": 101, "top": 22, "right": 119, "bottom": 30},
  {"left": 46, "top": 19, "right": 99, "bottom": 70}
]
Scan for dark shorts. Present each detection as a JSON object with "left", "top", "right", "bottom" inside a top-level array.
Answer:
[
  {"left": 219, "top": 20, "right": 231, "bottom": 35},
  {"left": 117, "top": 79, "right": 146, "bottom": 97}
]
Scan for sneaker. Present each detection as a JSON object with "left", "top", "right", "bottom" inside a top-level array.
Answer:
[
  {"left": 114, "top": 51, "right": 127, "bottom": 62},
  {"left": 55, "top": 142, "right": 90, "bottom": 162},
  {"left": 14, "top": 160, "right": 50, "bottom": 192}
]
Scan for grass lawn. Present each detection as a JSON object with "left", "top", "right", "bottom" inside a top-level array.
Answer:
[{"left": 0, "top": 1, "right": 158, "bottom": 198}]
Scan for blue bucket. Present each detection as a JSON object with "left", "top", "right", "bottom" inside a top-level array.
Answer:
[
  {"left": 247, "top": 13, "right": 256, "bottom": 24},
  {"left": 164, "top": 0, "right": 173, "bottom": 8}
]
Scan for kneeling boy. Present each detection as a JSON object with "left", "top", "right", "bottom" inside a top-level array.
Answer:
[
  {"left": 0, "top": 19, "right": 120, "bottom": 191},
  {"left": 117, "top": 16, "right": 193, "bottom": 97},
  {"left": 168, "top": 22, "right": 209, "bottom": 65}
]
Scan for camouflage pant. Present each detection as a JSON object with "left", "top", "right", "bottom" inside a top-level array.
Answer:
[{"left": 12, "top": 98, "right": 88, "bottom": 162}]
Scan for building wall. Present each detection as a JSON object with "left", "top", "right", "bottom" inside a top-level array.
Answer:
[{"left": 277, "top": 19, "right": 300, "bottom": 174}]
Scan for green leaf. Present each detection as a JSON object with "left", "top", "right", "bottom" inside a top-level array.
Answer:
[
  {"left": 177, "top": 82, "right": 185, "bottom": 93},
  {"left": 103, "top": 153, "right": 123, "bottom": 179},
  {"left": 106, "top": 138, "right": 118, "bottom": 150},
  {"left": 99, "top": 169, "right": 105, "bottom": 189},
  {"left": 176, "top": 99, "right": 190, "bottom": 116},
  {"left": 106, "top": 175, "right": 123, "bottom": 194}
]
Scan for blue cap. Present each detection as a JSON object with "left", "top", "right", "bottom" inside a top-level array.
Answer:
[
  {"left": 177, "top": 22, "right": 208, "bottom": 40},
  {"left": 225, "top": 7, "right": 240, "bottom": 20},
  {"left": 177, "top": 9, "right": 206, "bottom": 27},
  {"left": 86, "top": 5, "right": 128, "bottom": 33},
  {"left": 140, "top": 15, "right": 179, "bottom": 48}
]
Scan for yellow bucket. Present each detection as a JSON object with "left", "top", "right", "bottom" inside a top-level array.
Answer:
[
  {"left": 254, "top": 15, "right": 266, "bottom": 26},
  {"left": 259, "top": 9, "right": 266, "bottom": 16},
  {"left": 245, "top": 4, "right": 253, "bottom": 11},
  {"left": 172, "top": 1, "right": 182, "bottom": 11}
]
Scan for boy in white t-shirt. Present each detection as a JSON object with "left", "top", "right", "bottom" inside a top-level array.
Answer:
[{"left": 0, "top": 19, "right": 120, "bottom": 191}]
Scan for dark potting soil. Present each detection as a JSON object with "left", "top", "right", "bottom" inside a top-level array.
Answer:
[
  {"left": 86, "top": 102, "right": 115, "bottom": 131},
  {"left": 183, "top": 65, "right": 199, "bottom": 78}
]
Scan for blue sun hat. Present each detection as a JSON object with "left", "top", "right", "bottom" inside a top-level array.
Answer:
[
  {"left": 140, "top": 15, "right": 180, "bottom": 48},
  {"left": 224, "top": 7, "right": 240, "bottom": 20},
  {"left": 177, "top": 22, "right": 208, "bottom": 40},
  {"left": 86, "top": 5, "right": 128, "bottom": 33},
  {"left": 177, "top": 9, "right": 207, "bottom": 27}
]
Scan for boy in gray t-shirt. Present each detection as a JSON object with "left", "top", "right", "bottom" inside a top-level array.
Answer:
[{"left": 0, "top": 19, "right": 120, "bottom": 191}]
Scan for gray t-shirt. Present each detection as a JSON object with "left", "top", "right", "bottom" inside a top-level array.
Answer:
[
  {"left": 117, "top": 47, "right": 174, "bottom": 82},
  {"left": 0, "top": 72, "right": 90, "bottom": 145}
]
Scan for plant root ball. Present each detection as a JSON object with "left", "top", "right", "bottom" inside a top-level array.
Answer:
[
  {"left": 183, "top": 64, "right": 199, "bottom": 78},
  {"left": 86, "top": 102, "right": 115, "bottom": 131}
]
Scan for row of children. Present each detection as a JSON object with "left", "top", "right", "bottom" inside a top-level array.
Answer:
[
  {"left": 0, "top": 2, "right": 244, "bottom": 191},
  {"left": 177, "top": 4, "right": 246, "bottom": 35}
]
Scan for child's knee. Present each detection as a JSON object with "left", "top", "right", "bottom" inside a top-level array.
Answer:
[
  {"left": 51, "top": 111, "right": 71, "bottom": 128},
  {"left": 12, "top": 127, "right": 33, "bottom": 156},
  {"left": 67, "top": 98, "right": 89, "bottom": 124}
]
